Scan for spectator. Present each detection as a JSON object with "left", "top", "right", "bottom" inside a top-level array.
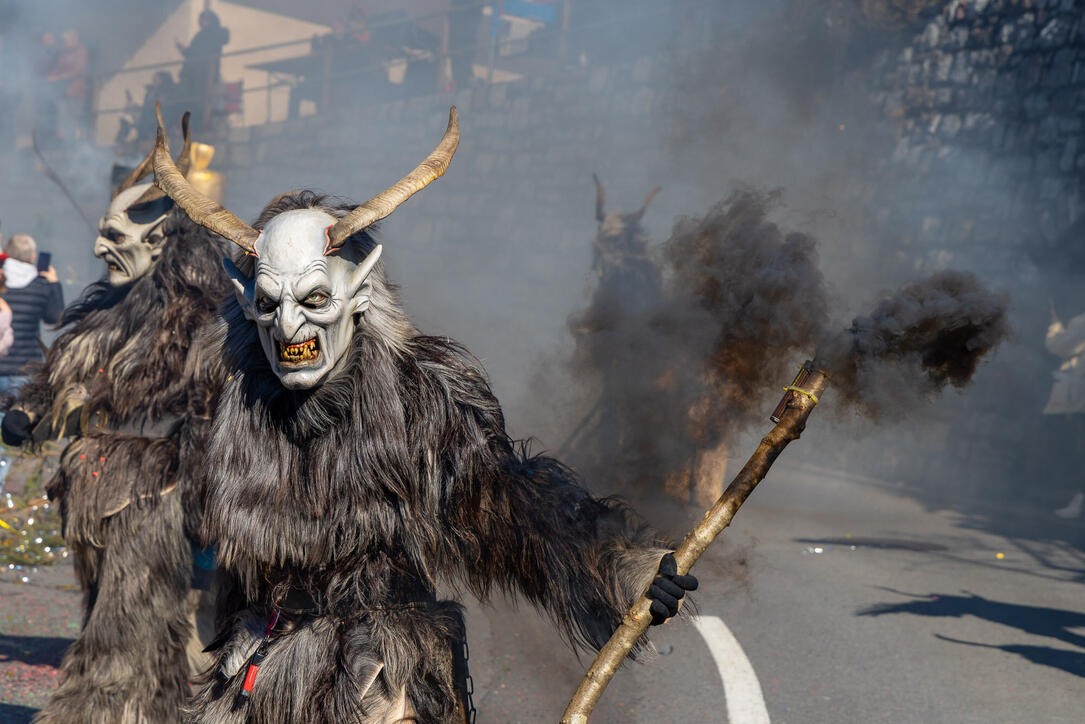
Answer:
[
  {"left": 139, "top": 70, "right": 180, "bottom": 140},
  {"left": 115, "top": 71, "right": 180, "bottom": 147},
  {"left": 0, "top": 234, "right": 63, "bottom": 397},
  {"left": 48, "top": 29, "right": 89, "bottom": 141},
  {"left": 400, "top": 18, "right": 440, "bottom": 97},
  {"left": 34, "top": 31, "right": 61, "bottom": 145},
  {"left": 0, "top": 265, "right": 12, "bottom": 358},
  {"left": 1044, "top": 301, "right": 1085, "bottom": 519},
  {"left": 449, "top": 0, "right": 481, "bottom": 91},
  {"left": 0, "top": 260, "right": 11, "bottom": 483},
  {"left": 176, "top": 9, "right": 230, "bottom": 133}
]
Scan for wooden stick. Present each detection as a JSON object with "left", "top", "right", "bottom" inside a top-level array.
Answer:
[{"left": 560, "top": 365, "right": 831, "bottom": 723}]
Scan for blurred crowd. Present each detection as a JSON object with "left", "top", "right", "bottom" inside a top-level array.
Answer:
[
  {"left": 35, "top": 29, "right": 89, "bottom": 146},
  {"left": 115, "top": 9, "right": 231, "bottom": 148}
]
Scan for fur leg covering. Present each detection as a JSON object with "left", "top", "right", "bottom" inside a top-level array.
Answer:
[
  {"left": 186, "top": 602, "right": 466, "bottom": 724},
  {"left": 33, "top": 491, "right": 195, "bottom": 723}
]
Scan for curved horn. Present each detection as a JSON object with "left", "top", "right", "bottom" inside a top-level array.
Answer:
[
  {"left": 632, "top": 186, "right": 661, "bottom": 221},
  {"left": 113, "top": 107, "right": 193, "bottom": 204},
  {"left": 151, "top": 110, "right": 261, "bottom": 254},
  {"left": 326, "top": 106, "right": 460, "bottom": 252},
  {"left": 132, "top": 108, "right": 193, "bottom": 205},
  {"left": 111, "top": 149, "right": 155, "bottom": 201},
  {"left": 593, "top": 173, "right": 605, "bottom": 222}
]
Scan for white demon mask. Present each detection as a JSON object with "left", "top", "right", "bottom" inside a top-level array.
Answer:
[
  {"left": 224, "top": 210, "right": 382, "bottom": 389},
  {"left": 96, "top": 111, "right": 193, "bottom": 287},
  {"left": 94, "top": 184, "right": 172, "bottom": 286},
  {"left": 152, "top": 107, "right": 459, "bottom": 390}
]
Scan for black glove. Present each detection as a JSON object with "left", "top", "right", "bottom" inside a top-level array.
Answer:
[
  {"left": 647, "top": 552, "right": 698, "bottom": 626},
  {"left": 2, "top": 409, "right": 32, "bottom": 447}
]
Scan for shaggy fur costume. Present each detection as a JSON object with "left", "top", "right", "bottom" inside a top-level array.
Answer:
[
  {"left": 189, "top": 192, "right": 669, "bottom": 723},
  {"left": 15, "top": 210, "right": 230, "bottom": 723}
]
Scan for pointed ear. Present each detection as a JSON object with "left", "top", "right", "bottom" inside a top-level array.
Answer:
[
  {"left": 222, "top": 256, "right": 256, "bottom": 319},
  {"left": 349, "top": 244, "right": 382, "bottom": 315}
]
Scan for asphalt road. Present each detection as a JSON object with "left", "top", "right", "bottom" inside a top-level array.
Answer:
[{"left": 1, "top": 461, "right": 1082, "bottom": 723}]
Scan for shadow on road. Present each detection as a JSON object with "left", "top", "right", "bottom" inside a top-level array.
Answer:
[
  {"left": 0, "top": 634, "right": 71, "bottom": 667},
  {"left": 933, "top": 634, "right": 1085, "bottom": 677},
  {"left": 0, "top": 703, "right": 38, "bottom": 723},
  {"left": 857, "top": 590, "right": 1085, "bottom": 677}
]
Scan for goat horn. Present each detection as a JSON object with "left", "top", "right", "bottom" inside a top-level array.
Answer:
[
  {"left": 113, "top": 106, "right": 193, "bottom": 204},
  {"left": 151, "top": 108, "right": 261, "bottom": 254},
  {"left": 632, "top": 186, "right": 661, "bottom": 220},
  {"left": 326, "top": 106, "right": 459, "bottom": 252},
  {"left": 593, "top": 173, "right": 605, "bottom": 222}
]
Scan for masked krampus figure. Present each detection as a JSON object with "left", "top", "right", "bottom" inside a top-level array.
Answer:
[
  {"left": 566, "top": 177, "right": 679, "bottom": 498},
  {"left": 151, "top": 107, "right": 695, "bottom": 723},
  {"left": 1, "top": 116, "right": 231, "bottom": 723}
]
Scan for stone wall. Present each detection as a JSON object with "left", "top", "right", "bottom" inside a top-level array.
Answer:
[{"left": 871, "top": 0, "right": 1085, "bottom": 276}]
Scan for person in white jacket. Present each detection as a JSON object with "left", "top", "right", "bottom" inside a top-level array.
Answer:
[{"left": 1045, "top": 302, "right": 1085, "bottom": 518}]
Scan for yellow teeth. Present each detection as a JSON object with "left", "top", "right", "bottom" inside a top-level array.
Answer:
[{"left": 278, "top": 338, "right": 320, "bottom": 364}]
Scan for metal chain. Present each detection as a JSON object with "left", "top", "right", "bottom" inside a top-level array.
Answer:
[{"left": 462, "top": 638, "right": 477, "bottom": 724}]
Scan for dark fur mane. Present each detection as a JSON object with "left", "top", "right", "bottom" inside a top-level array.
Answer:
[{"left": 192, "top": 190, "right": 668, "bottom": 722}]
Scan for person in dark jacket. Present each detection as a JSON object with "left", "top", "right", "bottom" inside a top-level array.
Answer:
[
  {"left": 0, "top": 233, "right": 64, "bottom": 393},
  {"left": 176, "top": 9, "right": 230, "bottom": 133}
]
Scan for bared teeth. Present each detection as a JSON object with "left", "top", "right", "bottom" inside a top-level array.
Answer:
[{"left": 278, "top": 337, "right": 320, "bottom": 364}]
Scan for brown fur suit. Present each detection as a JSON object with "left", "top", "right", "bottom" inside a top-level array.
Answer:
[
  {"left": 188, "top": 193, "right": 671, "bottom": 723},
  {"left": 13, "top": 211, "right": 230, "bottom": 723}
]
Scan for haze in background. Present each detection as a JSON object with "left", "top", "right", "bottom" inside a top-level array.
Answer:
[{"left": 0, "top": 1, "right": 1067, "bottom": 525}]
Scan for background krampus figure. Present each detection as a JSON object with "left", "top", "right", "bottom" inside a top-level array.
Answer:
[
  {"left": 1, "top": 117, "right": 231, "bottom": 723},
  {"left": 566, "top": 175, "right": 668, "bottom": 496},
  {"left": 568, "top": 186, "right": 829, "bottom": 508},
  {"left": 152, "top": 108, "right": 695, "bottom": 723}
]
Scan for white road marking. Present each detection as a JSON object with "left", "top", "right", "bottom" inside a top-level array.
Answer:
[{"left": 692, "top": 615, "right": 771, "bottom": 724}]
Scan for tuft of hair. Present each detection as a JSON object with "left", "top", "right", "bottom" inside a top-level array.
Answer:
[{"left": 4, "top": 233, "right": 36, "bottom": 263}]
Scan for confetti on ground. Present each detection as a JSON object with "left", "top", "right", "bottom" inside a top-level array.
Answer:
[{"left": 0, "top": 444, "right": 79, "bottom": 716}]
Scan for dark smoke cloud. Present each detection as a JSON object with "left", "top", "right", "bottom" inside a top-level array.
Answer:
[
  {"left": 567, "top": 187, "right": 1011, "bottom": 500},
  {"left": 817, "top": 270, "right": 1011, "bottom": 419},
  {"left": 565, "top": 187, "right": 829, "bottom": 496}
]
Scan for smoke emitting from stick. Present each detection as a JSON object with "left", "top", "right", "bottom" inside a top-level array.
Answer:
[
  {"left": 566, "top": 189, "right": 829, "bottom": 499},
  {"left": 816, "top": 270, "right": 1011, "bottom": 418},
  {"left": 561, "top": 270, "right": 1010, "bottom": 723}
]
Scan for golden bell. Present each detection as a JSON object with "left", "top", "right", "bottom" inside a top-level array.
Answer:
[{"left": 187, "top": 142, "right": 224, "bottom": 203}]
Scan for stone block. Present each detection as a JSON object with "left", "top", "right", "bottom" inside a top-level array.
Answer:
[
  {"left": 941, "top": 113, "right": 963, "bottom": 137},
  {"left": 935, "top": 52, "right": 955, "bottom": 82},
  {"left": 951, "top": 52, "right": 973, "bottom": 83},
  {"left": 969, "top": 24, "right": 995, "bottom": 46},
  {"left": 1039, "top": 17, "right": 1070, "bottom": 46},
  {"left": 922, "top": 21, "right": 942, "bottom": 48},
  {"left": 950, "top": 26, "right": 972, "bottom": 49},
  {"left": 1015, "top": 15, "right": 1037, "bottom": 50}
]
